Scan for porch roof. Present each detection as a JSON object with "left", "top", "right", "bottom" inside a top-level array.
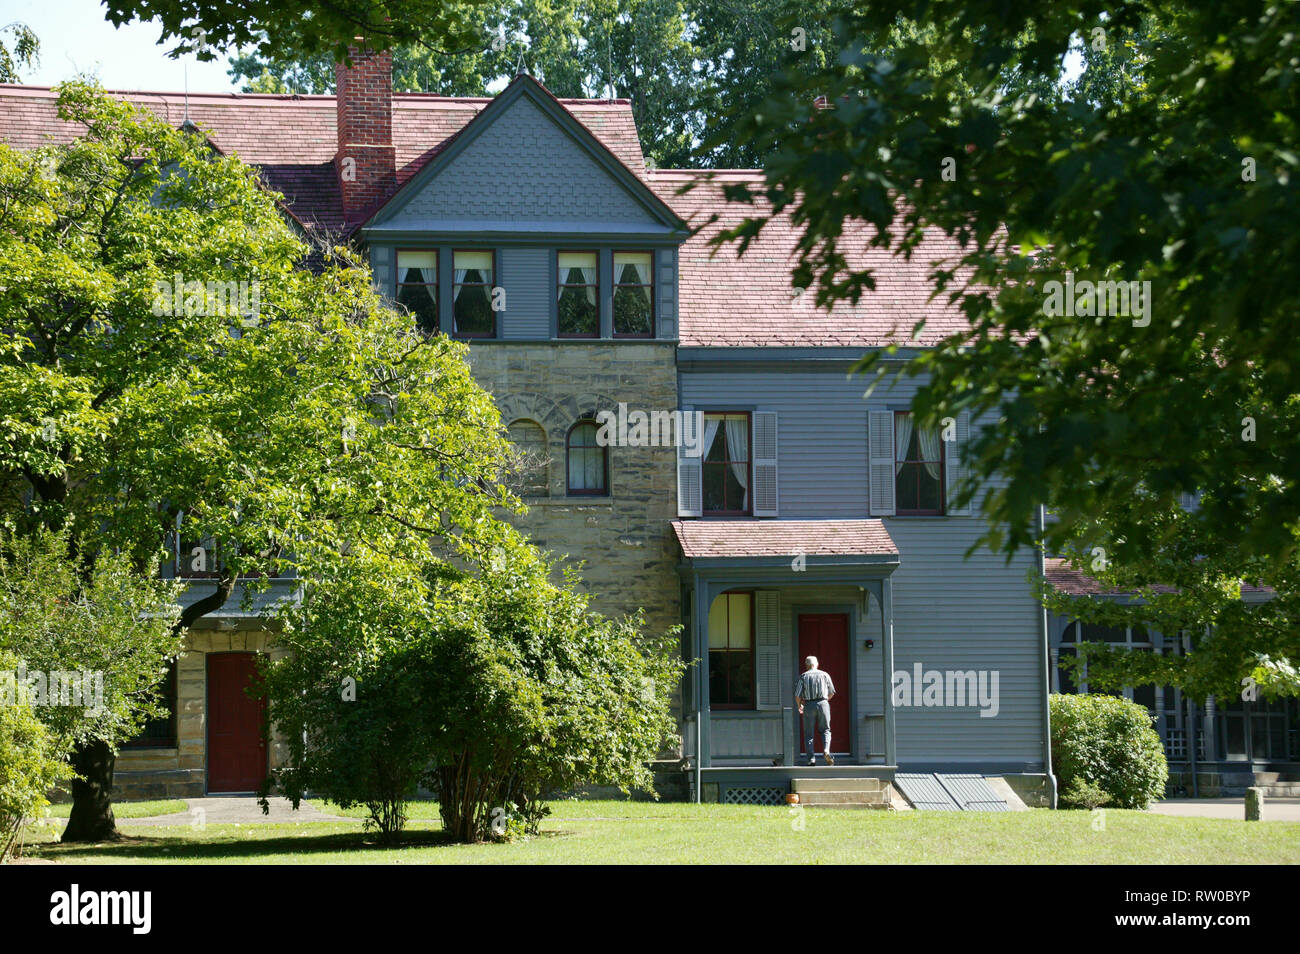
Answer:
[{"left": 672, "top": 519, "right": 898, "bottom": 560}]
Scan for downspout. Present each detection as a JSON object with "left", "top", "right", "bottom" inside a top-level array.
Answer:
[
  {"left": 1037, "top": 504, "right": 1058, "bottom": 808},
  {"left": 692, "top": 575, "right": 702, "bottom": 804}
]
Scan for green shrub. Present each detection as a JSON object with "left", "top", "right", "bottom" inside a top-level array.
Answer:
[
  {"left": 262, "top": 547, "right": 684, "bottom": 844},
  {"left": 0, "top": 652, "right": 75, "bottom": 862},
  {"left": 255, "top": 582, "right": 437, "bottom": 843},
  {"left": 1061, "top": 777, "right": 1112, "bottom": 810},
  {"left": 1050, "top": 693, "right": 1168, "bottom": 810}
]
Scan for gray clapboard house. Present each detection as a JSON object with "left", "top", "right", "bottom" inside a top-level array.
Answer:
[{"left": 0, "top": 50, "right": 1055, "bottom": 807}]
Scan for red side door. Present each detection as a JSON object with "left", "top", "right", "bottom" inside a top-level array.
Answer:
[
  {"left": 207, "top": 652, "right": 267, "bottom": 793},
  {"left": 797, "top": 614, "right": 852, "bottom": 755}
]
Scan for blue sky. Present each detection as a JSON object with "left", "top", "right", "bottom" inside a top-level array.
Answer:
[{"left": 5, "top": 0, "right": 243, "bottom": 91}]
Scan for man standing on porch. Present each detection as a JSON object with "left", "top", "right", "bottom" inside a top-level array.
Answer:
[{"left": 796, "top": 656, "right": 836, "bottom": 766}]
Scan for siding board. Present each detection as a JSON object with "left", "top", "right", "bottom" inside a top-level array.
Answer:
[{"left": 682, "top": 365, "right": 1046, "bottom": 767}]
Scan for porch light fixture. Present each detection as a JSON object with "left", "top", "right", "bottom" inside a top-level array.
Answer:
[{"left": 864, "top": 639, "right": 875, "bottom": 650}]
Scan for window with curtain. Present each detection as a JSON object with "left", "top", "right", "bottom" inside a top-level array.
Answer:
[
  {"left": 702, "top": 412, "right": 749, "bottom": 514},
  {"left": 613, "top": 251, "right": 653, "bottom": 336},
  {"left": 557, "top": 251, "right": 598, "bottom": 337},
  {"left": 453, "top": 250, "right": 495, "bottom": 337},
  {"left": 709, "top": 592, "right": 755, "bottom": 708},
  {"left": 894, "top": 411, "right": 944, "bottom": 514},
  {"left": 396, "top": 250, "right": 438, "bottom": 333},
  {"left": 566, "top": 419, "right": 608, "bottom": 495}
]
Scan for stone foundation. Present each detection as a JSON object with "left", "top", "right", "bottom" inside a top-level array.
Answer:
[{"left": 1165, "top": 768, "right": 1298, "bottom": 797}]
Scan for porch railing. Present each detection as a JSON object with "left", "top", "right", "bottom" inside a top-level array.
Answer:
[{"left": 1163, "top": 727, "right": 1205, "bottom": 761}]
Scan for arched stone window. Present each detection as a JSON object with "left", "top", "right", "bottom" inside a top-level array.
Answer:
[
  {"left": 566, "top": 419, "right": 608, "bottom": 495},
  {"left": 506, "top": 419, "right": 548, "bottom": 496}
]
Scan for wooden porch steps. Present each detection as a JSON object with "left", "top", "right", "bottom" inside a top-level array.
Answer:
[{"left": 792, "top": 777, "right": 891, "bottom": 809}]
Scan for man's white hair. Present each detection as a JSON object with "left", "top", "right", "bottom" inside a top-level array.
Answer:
[{"left": 805, "top": 655, "right": 818, "bottom": 668}]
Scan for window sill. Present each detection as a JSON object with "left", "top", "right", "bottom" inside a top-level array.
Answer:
[{"left": 526, "top": 496, "right": 615, "bottom": 507}]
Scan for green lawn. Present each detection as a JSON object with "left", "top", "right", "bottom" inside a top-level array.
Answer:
[
  {"left": 46, "top": 799, "right": 188, "bottom": 820},
  {"left": 21, "top": 801, "right": 1300, "bottom": 864}
]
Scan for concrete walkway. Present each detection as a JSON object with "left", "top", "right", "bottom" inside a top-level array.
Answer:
[
  {"left": 1147, "top": 796, "right": 1300, "bottom": 821},
  {"left": 117, "top": 796, "right": 346, "bottom": 827}
]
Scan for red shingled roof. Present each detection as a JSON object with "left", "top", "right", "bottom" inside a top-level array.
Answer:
[
  {"left": 1043, "top": 558, "right": 1129, "bottom": 596},
  {"left": 649, "top": 169, "right": 975, "bottom": 348},
  {"left": 673, "top": 519, "right": 898, "bottom": 559},
  {"left": 1043, "top": 557, "right": 1273, "bottom": 598},
  {"left": 0, "top": 84, "right": 645, "bottom": 234},
  {"left": 0, "top": 82, "right": 974, "bottom": 348}
]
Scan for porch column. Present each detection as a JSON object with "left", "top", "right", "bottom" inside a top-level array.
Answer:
[
  {"left": 695, "top": 574, "right": 712, "bottom": 769},
  {"left": 882, "top": 576, "right": 897, "bottom": 766}
]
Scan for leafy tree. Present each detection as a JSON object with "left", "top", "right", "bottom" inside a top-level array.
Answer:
[
  {"left": 227, "top": 0, "right": 702, "bottom": 167},
  {"left": 226, "top": 0, "right": 503, "bottom": 97},
  {"left": 708, "top": 1, "right": 1299, "bottom": 690},
  {"left": 0, "top": 83, "right": 522, "bottom": 839},
  {"left": 101, "top": 0, "right": 493, "bottom": 62},
  {"left": 264, "top": 548, "right": 683, "bottom": 844},
  {"left": 688, "top": 0, "right": 838, "bottom": 167},
  {"left": 0, "top": 530, "right": 181, "bottom": 842},
  {"left": 225, "top": 1, "right": 992, "bottom": 168},
  {"left": 1040, "top": 500, "right": 1300, "bottom": 703},
  {"left": 0, "top": 22, "right": 38, "bottom": 83}
]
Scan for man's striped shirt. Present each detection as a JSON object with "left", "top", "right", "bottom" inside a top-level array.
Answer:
[{"left": 795, "top": 669, "right": 835, "bottom": 701}]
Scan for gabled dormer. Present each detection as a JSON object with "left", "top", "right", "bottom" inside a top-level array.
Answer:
[{"left": 352, "top": 71, "right": 686, "bottom": 341}]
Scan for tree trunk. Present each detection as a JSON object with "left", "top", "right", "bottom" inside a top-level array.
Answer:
[{"left": 61, "top": 738, "right": 121, "bottom": 842}]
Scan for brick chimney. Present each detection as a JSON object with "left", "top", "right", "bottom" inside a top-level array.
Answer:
[{"left": 335, "top": 44, "right": 395, "bottom": 223}]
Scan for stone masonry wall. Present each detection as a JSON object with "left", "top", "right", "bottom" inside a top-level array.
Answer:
[{"left": 467, "top": 340, "right": 682, "bottom": 685}]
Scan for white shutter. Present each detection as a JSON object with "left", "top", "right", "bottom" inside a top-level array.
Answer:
[
  {"left": 752, "top": 411, "right": 779, "bottom": 517},
  {"left": 868, "top": 409, "right": 895, "bottom": 516},
  {"left": 945, "top": 410, "right": 971, "bottom": 516},
  {"left": 676, "top": 409, "right": 702, "bottom": 517},
  {"left": 755, "top": 590, "right": 781, "bottom": 710}
]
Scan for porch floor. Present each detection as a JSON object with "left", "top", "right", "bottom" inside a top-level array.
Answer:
[{"left": 697, "top": 764, "right": 896, "bottom": 783}]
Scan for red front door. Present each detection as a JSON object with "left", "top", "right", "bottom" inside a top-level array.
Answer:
[
  {"left": 207, "top": 652, "right": 266, "bottom": 793},
  {"left": 797, "top": 614, "right": 851, "bottom": 755}
]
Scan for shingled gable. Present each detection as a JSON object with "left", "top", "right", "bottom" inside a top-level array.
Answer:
[
  {"left": 360, "top": 73, "right": 685, "bottom": 238},
  {"left": 0, "top": 83, "right": 649, "bottom": 236}
]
